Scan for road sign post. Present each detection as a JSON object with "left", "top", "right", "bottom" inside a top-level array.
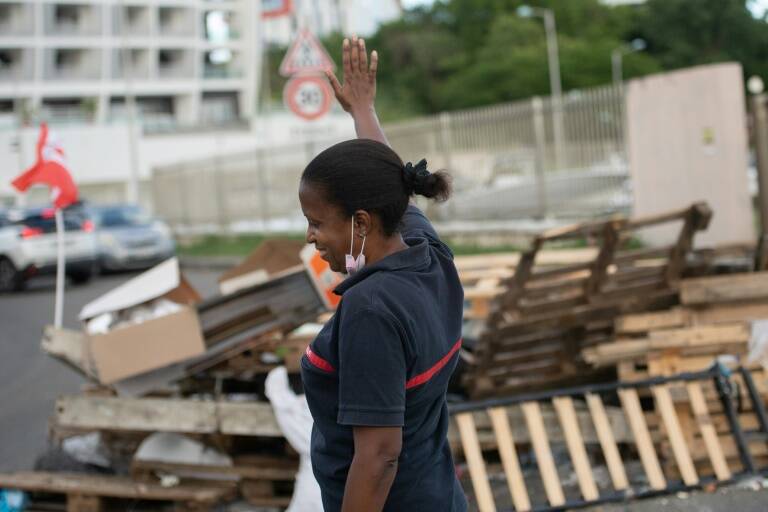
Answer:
[{"left": 280, "top": 28, "right": 336, "bottom": 121}]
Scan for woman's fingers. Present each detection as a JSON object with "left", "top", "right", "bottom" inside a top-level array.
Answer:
[
  {"left": 342, "top": 38, "right": 352, "bottom": 77},
  {"left": 369, "top": 50, "right": 378, "bottom": 83},
  {"left": 326, "top": 69, "right": 343, "bottom": 98},
  {"left": 359, "top": 38, "right": 368, "bottom": 74},
  {"left": 350, "top": 35, "right": 360, "bottom": 74}
]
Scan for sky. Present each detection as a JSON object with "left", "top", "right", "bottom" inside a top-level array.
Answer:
[{"left": 399, "top": 0, "right": 768, "bottom": 17}]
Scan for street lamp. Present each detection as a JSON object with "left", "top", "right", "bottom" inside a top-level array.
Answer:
[
  {"left": 517, "top": 4, "right": 565, "bottom": 171},
  {"left": 611, "top": 38, "right": 646, "bottom": 87}
]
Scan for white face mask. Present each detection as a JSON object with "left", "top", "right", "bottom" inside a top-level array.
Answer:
[{"left": 345, "top": 216, "right": 366, "bottom": 275}]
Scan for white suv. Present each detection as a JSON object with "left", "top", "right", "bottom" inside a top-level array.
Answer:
[{"left": 0, "top": 207, "right": 99, "bottom": 292}]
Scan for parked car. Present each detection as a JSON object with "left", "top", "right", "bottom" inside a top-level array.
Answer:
[
  {"left": 90, "top": 204, "right": 176, "bottom": 271},
  {"left": 0, "top": 206, "right": 98, "bottom": 292}
]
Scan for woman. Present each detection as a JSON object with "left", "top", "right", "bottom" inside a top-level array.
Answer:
[{"left": 299, "top": 36, "right": 467, "bottom": 512}]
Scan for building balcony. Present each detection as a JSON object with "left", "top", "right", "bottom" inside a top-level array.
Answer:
[
  {"left": 111, "top": 48, "right": 151, "bottom": 80},
  {"left": 0, "top": 48, "right": 34, "bottom": 82},
  {"left": 45, "top": 4, "right": 103, "bottom": 37},
  {"left": 113, "top": 5, "right": 151, "bottom": 37},
  {"left": 202, "top": 66, "right": 243, "bottom": 79},
  {"left": 158, "top": 6, "right": 195, "bottom": 37},
  {"left": 158, "top": 48, "right": 194, "bottom": 79},
  {"left": 44, "top": 48, "right": 102, "bottom": 81},
  {"left": 202, "top": 49, "right": 244, "bottom": 80},
  {"left": 0, "top": 3, "right": 34, "bottom": 37}
]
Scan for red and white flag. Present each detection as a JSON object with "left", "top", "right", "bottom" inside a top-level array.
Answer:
[{"left": 12, "top": 123, "right": 78, "bottom": 209}]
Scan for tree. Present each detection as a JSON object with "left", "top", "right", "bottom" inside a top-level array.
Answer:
[
  {"left": 263, "top": 0, "right": 768, "bottom": 120},
  {"left": 636, "top": 0, "right": 768, "bottom": 80}
]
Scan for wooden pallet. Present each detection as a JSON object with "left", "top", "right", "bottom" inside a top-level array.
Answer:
[
  {"left": 465, "top": 203, "right": 712, "bottom": 397},
  {"left": 581, "top": 269, "right": 768, "bottom": 479},
  {"left": 0, "top": 472, "right": 233, "bottom": 512},
  {"left": 132, "top": 454, "right": 298, "bottom": 508},
  {"left": 453, "top": 368, "right": 763, "bottom": 512}
]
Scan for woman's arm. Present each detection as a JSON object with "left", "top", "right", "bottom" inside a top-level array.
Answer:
[
  {"left": 326, "top": 36, "right": 389, "bottom": 146},
  {"left": 341, "top": 426, "right": 402, "bottom": 512}
]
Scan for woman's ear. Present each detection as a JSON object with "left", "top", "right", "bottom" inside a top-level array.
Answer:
[{"left": 353, "top": 210, "right": 372, "bottom": 237}]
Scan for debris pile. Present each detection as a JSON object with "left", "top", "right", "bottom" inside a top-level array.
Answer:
[{"left": 0, "top": 241, "right": 337, "bottom": 511}]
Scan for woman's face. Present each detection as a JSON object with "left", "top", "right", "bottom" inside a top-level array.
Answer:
[{"left": 299, "top": 181, "right": 353, "bottom": 273}]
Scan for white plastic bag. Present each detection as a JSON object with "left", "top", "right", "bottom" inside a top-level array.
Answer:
[{"left": 265, "top": 366, "right": 323, "bottom": 512}]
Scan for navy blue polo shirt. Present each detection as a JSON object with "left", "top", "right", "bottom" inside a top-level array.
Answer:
[{"left": 300, "top": 205, "right": 467, "bottom": 511}]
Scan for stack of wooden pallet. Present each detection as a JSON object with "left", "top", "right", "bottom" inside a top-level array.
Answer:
[
  {"left": 457, "top": 249, "right": 597, "bottom": 321},
  {"left": 0, "top": 248, "right": 335, "bottom": 510},
  {"left": 583, "top": 270, "right": 768, "bottom": 477},
  {"left": 464, "top": 203, "right": 713, "bottom": 398},
  {"left": 0, "top": 390, "right": 299, "bottom": 511}
]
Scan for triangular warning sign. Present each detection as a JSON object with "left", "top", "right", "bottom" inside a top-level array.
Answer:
[{"left": 279, "top": 28, "right": 336, "bottom": 77}]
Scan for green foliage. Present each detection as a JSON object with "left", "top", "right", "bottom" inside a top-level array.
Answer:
[
  {"left": 636, "top": 0, "right": 768, "bottom": 80},
  {"left": 262, "top": 0, "right": 768, "bottom": 120}
]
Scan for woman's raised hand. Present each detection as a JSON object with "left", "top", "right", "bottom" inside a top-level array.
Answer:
[{"left": 326, "top": 36, "right": 378, "bottom": 115}]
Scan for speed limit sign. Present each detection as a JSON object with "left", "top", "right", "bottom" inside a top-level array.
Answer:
[{"left": 283, "top": 75, "right": 332, "bottom": 121}]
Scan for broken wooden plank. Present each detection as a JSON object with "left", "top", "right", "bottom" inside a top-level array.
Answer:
[
  {"left": 55, "top": 395, "right": 281, "bottom": 437},
  {"left": 585, "top": 393, "right": 629, "bottom": 491},
  {"left": 522, "top": 401, "right": 566, "bottom": 507},
  {"left": 648, "top": 323, "right": 749, "bottom": 347},
  {"left": 618, "top": 388, "right": 666, "bottom": 490},
  {"left": 615, "top": 308, "right": 691, "bottom": 334},
  {"left": 455, "top": 413, "right": 496, "bottom": 512},
  {"left": 652, "top": 385, "right": 699, "bottom": 486},
  {"left": 681, "top": 272, "right": 768, "bottom": 305},
  {"left": 686, "top": 382, "right": 732, "bottom": 481},
  {"left": 552, "top": 396, "right": 600, "bottom": 501},
  {"left": 692, "top": 301, "right": 768, "bottom": 326},
  {"left": 488, "top": 407, "right": 531, "bottom": 512},
  {"left": 131, "top": 459, "right": 298, "bottom": 482},
  {"left": 0, "top": 472, "right": 228, "bottom": 503}
]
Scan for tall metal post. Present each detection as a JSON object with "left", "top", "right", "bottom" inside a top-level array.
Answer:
[
  {"left": 611, "top": 48, "right": 623, "bottom": 87},
  {"left": 533, "top": 97, "right": 548, "bottom": 218},
  {"left": 542, "top": 9, "right": 564, "bottom": 172}
]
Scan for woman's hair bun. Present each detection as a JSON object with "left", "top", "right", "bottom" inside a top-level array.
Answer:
[{"left": 403, "top": 159, "right": 452, "bottom": 202}]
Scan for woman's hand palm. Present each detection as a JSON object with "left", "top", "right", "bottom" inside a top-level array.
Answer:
[{"left": 327, "top": 37, "right": 378, "bottom": 113}]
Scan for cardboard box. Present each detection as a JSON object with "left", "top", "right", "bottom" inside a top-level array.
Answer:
[
  {"left": 218, "top": 239, "right": 305, "bottom": 295},
  {"left": 79, "top": 258, "right": 206, "bottom": 384}
]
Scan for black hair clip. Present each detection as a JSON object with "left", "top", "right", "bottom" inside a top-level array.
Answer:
[{"left": 404, "top": 159, "right": 430, "bottom": 184}]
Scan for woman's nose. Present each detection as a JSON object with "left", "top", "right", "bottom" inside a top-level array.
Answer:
[{"left": 305, "top": 227, "right": 315, "bottom": 244}]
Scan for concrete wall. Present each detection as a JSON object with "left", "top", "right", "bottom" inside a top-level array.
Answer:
[{"left": 626, "top": 62, "right": 754, "bottom": 247}]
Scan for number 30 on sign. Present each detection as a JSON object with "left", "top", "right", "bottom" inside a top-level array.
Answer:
[{"left": 283, "top": 75, "right": 333, "bottom": 121}]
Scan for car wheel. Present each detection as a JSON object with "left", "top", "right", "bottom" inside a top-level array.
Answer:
[
  {"left": 69, "top": 268, "right": 94, "bottom": 285},
  {"left": 0, "top": 257, "right": 22, "bottom": 292}
]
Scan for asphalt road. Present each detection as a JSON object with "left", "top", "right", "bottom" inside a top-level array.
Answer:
[{"left": 0, "top": 267, "right": 221, "bottom": 472}]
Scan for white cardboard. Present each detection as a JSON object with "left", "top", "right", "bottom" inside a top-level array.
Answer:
[{"left": 79, "top": 258, "right": 181, "bottom": 320}]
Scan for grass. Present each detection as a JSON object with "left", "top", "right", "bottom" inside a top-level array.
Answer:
[
  {"left": 177, "top": 233, "right": 641, "bottom": 258},
  {"left": 178, "top": 233, "right": 530, "bottom": 258},
  {"left": 177, "top": 233, "right": 306, "bottom": 257}
]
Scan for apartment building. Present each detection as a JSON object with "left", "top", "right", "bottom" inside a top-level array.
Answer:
[{"left": 0, "top": 0, "right": 260, "bottom": 127}]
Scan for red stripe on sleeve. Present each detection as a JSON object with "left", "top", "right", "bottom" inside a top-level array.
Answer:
[
  {"left": 306, "top": 346, "right": 336, "bottom": 373},
  {"left": 405, "top": 339, "right": 462, "bottom": 390}
]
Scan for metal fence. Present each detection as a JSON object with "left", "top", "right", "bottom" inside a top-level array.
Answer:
[{"left": 152, "top": 84, "right": 628, "bottom": 233}]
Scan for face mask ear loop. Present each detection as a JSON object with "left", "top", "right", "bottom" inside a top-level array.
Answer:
[
  {"left": 349, "top": 216, "right": 355, "bottom": 255},
  {"left": 358, "top": 232, "right": 367, "bottom": 260}
]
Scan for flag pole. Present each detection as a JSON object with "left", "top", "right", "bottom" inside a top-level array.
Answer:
[{"left": 54, "top": 208, "right": 65, "bottom": 328}]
